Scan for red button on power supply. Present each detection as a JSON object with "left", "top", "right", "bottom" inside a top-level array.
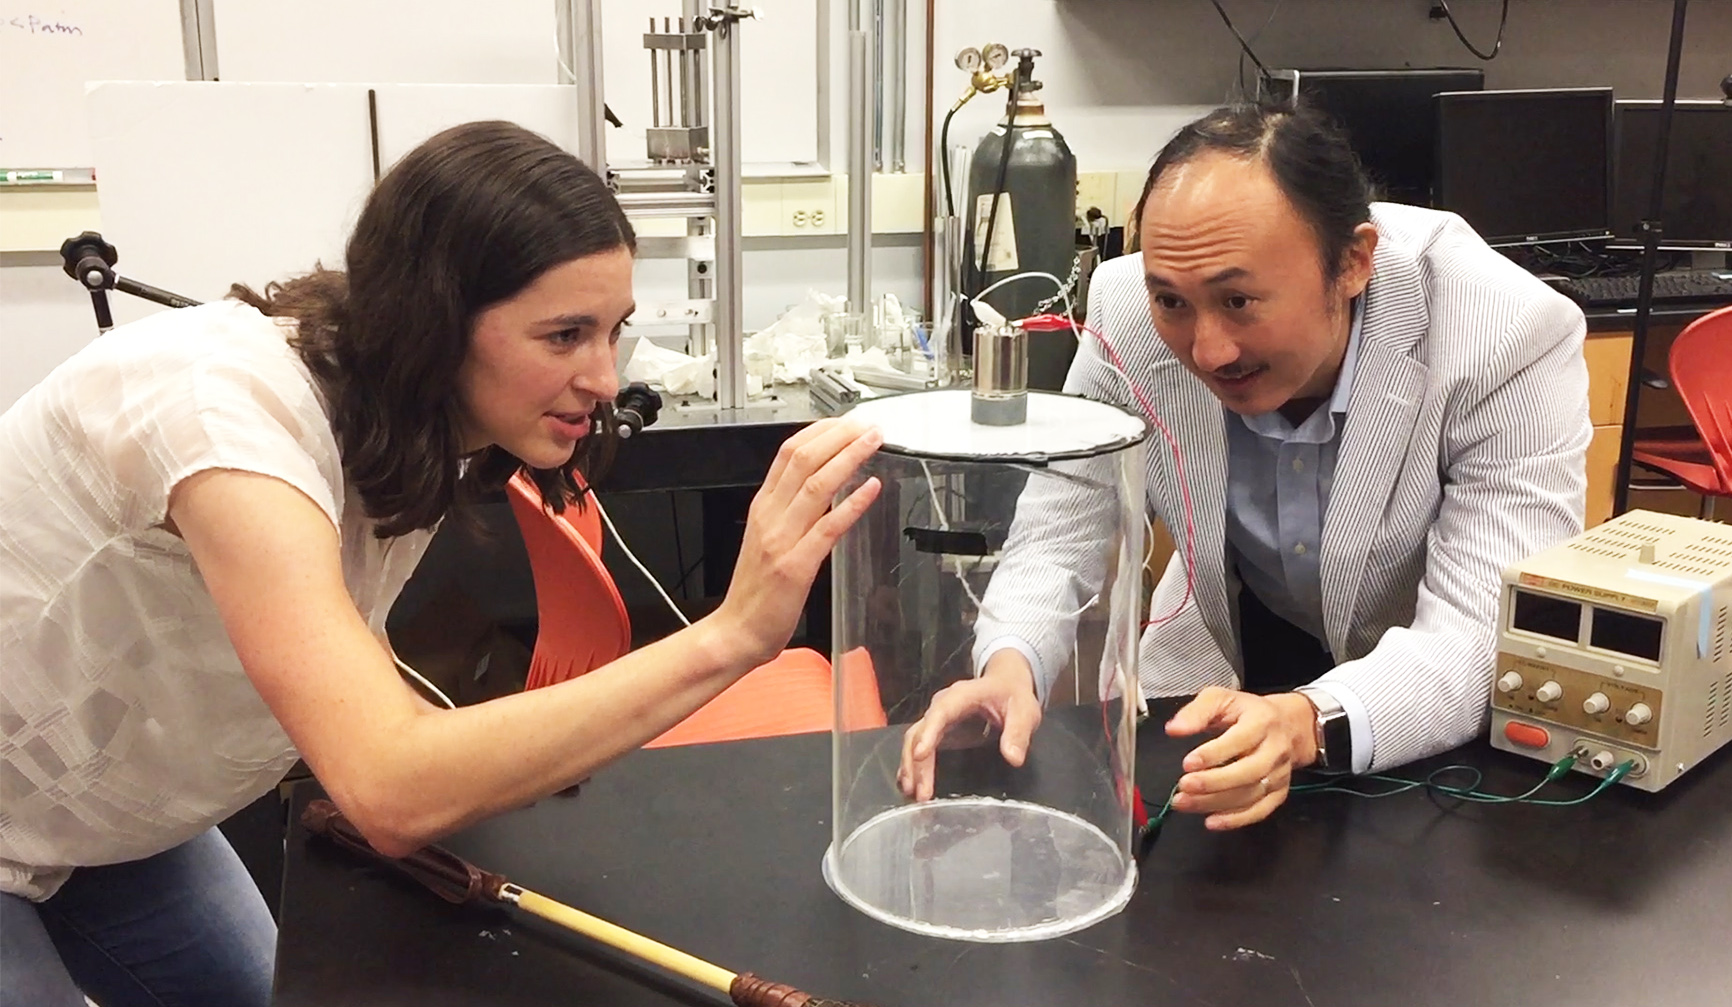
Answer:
[{"left": 1504, "top": 722, "right": 1550, "bottom": 749}]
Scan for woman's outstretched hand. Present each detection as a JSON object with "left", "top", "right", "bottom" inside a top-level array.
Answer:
[{"left": 712, "top": 419, "right": 883, "bottom": 666}]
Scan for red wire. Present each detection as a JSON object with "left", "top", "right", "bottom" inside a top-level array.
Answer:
[
  {"left": 1024, "top": 312, "right": 1183, "bottom": 834},
  {"left": 995, "top": 310, "right": 1201, "bottom": 835},
  {"left": 1019, "top": 314, "right": 1197, "bottom": 628}
]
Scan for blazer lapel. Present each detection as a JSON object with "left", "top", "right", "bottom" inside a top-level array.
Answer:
[
  {"left": 1320, "top": 244, "right": 1430, "bottom": 658},
  {"left": 1147, "top": 358, "right": 1234, "bottom": 662}
]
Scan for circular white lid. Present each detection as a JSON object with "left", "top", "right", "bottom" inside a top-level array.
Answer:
[{"left": 847, "top": 389, "right": 1146, "bottom": 461}]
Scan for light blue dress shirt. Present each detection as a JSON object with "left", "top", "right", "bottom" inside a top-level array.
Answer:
[{"left": 1224, "top": 299, "right": 1373, "bottom": 772}]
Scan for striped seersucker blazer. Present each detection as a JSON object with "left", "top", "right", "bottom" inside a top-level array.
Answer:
[{"left": 983, "top": 202, "right": 1592, "bottom": 773}]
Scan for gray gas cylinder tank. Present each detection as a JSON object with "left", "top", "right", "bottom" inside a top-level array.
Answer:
[{"left": 965, "top": 94, "right": 1078, "bottom": 390}]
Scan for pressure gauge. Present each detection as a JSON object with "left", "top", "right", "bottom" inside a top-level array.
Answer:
[
  {"left": 982, "top": 43, "right": 1010, "bottom": 70},
  {"left": 954, "top": 47, "right": 982, "bottom": 72}
]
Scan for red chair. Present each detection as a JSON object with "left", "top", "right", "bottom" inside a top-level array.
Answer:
[
  {"left": 1630, "top": 305, "right": 1732, "bottom": 520},
  {"left": 505, "top": 473, "right": 629, "bottom": 690},
  {"left": 646, "top": 645, "right": 887, "bottom": 748},
  {"left": 504, "top": 473, "right": 887, "bottom": 744},
  {"left": 510, "top": 474, "right": 606, "bottom": 555}
]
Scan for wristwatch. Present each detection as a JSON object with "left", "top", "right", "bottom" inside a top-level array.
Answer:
[{"left": 1295, "top": 686, "right": 1352, "bottom": 773}]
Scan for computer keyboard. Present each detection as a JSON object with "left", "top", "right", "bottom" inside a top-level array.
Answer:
[{"left": 1549, "top": 269, "right": 1732, "bottom": 309}]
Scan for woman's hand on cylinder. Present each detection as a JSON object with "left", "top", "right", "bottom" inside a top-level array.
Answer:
[{"left": 712, "top": 419, "right": 883, "bottom": 668}]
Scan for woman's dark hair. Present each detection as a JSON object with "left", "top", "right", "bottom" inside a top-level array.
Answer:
[
  {"left": 1131, "top": 102, "right": 1373, "bottom": 284},
  {"left": 232, "top": 120, "right": 635, "bottom": 538}
]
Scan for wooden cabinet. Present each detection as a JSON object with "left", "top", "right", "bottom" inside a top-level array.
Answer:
[
  {"left": 1584, "top": 331, "right": 1634, "bottom": 527},
  {"left": 1585, "top": 423, "right": 1625, "bottom": 528},
  {"left": 1583, "top": 322, "right": 1704, "bottom": 525}
]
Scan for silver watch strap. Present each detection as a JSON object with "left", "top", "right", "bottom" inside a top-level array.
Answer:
[{"left": 1296, "top": 686, "right": 1350, "bottom": 771}]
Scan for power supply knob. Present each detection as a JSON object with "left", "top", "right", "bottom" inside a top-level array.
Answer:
[
  {"left": 1583, "top": 692, "right": 1611, "bottom": 715},
  {"left": 1626, "top": 703, "right": 1653, "bottom": 726},
  {"left": 1497, "top": 671, "right": 1524, "bottom": 694},
  {"left": 1535, "top": 681, "right": 1563, "bottom": 703}
]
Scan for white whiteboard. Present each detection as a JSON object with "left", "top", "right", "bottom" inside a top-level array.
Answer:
[
  {"left": 211, "top": 0, "right": 819, "bottom": 164},
  {"left": 370, "top": 85, "right": 580, "bottom": 168},
  {"left": 89, "top": 82, "right": 374, "bottom": 304},
  {"left": 87, "top": 82, "right": 595, "bottom": 306},
  {"left": 0, "top": 0, "right": 184, "bottom": 168},
  {"left": 212, "top": 0, "right": 560, "bottom": 85}
]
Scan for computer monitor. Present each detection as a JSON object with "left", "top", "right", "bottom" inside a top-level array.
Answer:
[
  {"left": 1261, "top": 68, "right": 1485, "bottom": 205},
  {"left": 1609, "top": 100, "right": 1732, "bottom": 251},
  {"left": 1435, "top": 87, "right": 1614, "bottom": 247}
]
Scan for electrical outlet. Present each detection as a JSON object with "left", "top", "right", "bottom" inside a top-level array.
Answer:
[{"left": 782, "top": 180, "right": 834, "bottom": 234}]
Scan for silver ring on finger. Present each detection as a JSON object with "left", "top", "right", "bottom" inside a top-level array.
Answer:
[{"left": 1258, "top": 775, "right": 1270, "bottom": 796}]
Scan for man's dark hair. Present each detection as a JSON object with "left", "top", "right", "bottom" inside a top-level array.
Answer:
[
  {"left": 1132, "top": 102, "right": 1373, "bottom": 284},
  {"left": 232, "top": 120, "right": 635, "bottom": 537}
]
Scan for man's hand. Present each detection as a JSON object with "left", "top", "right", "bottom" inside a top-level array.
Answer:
[
  {"left": 1164, "top": 687, "right": 1320, "bottom": 830},
  {"left": 897, "top": 651, "right": 1043, "bottom": 802}
]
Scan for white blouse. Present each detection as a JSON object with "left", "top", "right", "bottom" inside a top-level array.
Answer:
[{"left": 0, "top": 301, "right": 432, "bottom": 900}]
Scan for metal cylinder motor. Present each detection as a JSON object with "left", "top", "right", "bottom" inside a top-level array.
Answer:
[{"left": 971, "top": 318, "right": 1028, "bottom": 425}]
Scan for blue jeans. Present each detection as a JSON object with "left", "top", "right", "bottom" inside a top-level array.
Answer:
[{"left": 0, "top": 827, "right": 275, "bottom": 1007}]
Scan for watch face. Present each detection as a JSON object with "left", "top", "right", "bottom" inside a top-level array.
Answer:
[{"left": 1319, "top": 712, "right": 1352, "bottom": 770}]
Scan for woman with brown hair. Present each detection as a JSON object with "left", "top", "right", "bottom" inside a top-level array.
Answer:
[{"left": 0, "top": 120, "right": 883, "bottom": 1006}]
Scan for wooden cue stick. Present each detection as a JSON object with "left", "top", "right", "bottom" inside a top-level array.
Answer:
[
  {"left": 299, "top": 799, "right": 873, "bottom": 1007},
  {"left": 504, "top": 886, "right": 734, "bottom": 993}
]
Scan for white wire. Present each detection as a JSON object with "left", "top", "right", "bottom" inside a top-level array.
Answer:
[
  {"left": 388, "top": 495, "right": 692, "bottom": 709},
  {"left": 393, "top": 654, "right": 456, "bottom": 710},
  {"left": 919, "top": 459, "right": 952, "bottom": 531},
  {"left": 594, "top": 495, "right": 693, "bottom": 628},
  {"left": 974, "top": 269, "right": 1179, "bottom": 580},
  {"left": 1073, "top": 635, "right": 1082, "bottom": 706},
  {"left": 968, "top": 268, "right": 1190, "bottom": 648},
  {"left": 929, "top": 276, "right": 1109, "bottom": 627},
  {"left": 981, "top": 268, "right": 1160, "bottom": 414},
  {"left": 974, "top": 269, "right": 1170, "bottom": 411},
  {"left": 977, "top": 268, "right": 1149, "bottom": 410},
  {"left": 918, "top": 454, "right": 1098, "bottom": 624},
  {"left": 974, "top": 269, "right": 1070, "bottom": 307}
]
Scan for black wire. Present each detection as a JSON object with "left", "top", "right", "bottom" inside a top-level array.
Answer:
[
  {"left": 668, "top": 492, "right": 687, "bottom": 601},
  {"left": 669, "top": 552, "right": 706, "bottom": 597},
  {"left": 939, "top": 104, "right": 961, "bottom": 219},
  {"left": 1433, "top": 0, "right": 1511, "bottom": 62},
  {"left": 1209, "top": 0, "right": 1270, "bottom": 84},
  {"left": 1514, "top": 241, "right": 1688, "bottom": 280},
  {"left": 974, "top": 79, "right": 1020, "bottom": 297},
  {"left": 1232, "top": 0, "right": 1286, "bottom": 101}
]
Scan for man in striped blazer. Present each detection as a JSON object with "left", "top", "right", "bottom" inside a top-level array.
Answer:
[{"left": 899, "top": 103, "right": 1591, "bottom": 830}]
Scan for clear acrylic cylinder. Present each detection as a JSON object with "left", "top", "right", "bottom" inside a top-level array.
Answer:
[{"left": 825, "top": 388, "right": 1148, "bottom": 942}]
